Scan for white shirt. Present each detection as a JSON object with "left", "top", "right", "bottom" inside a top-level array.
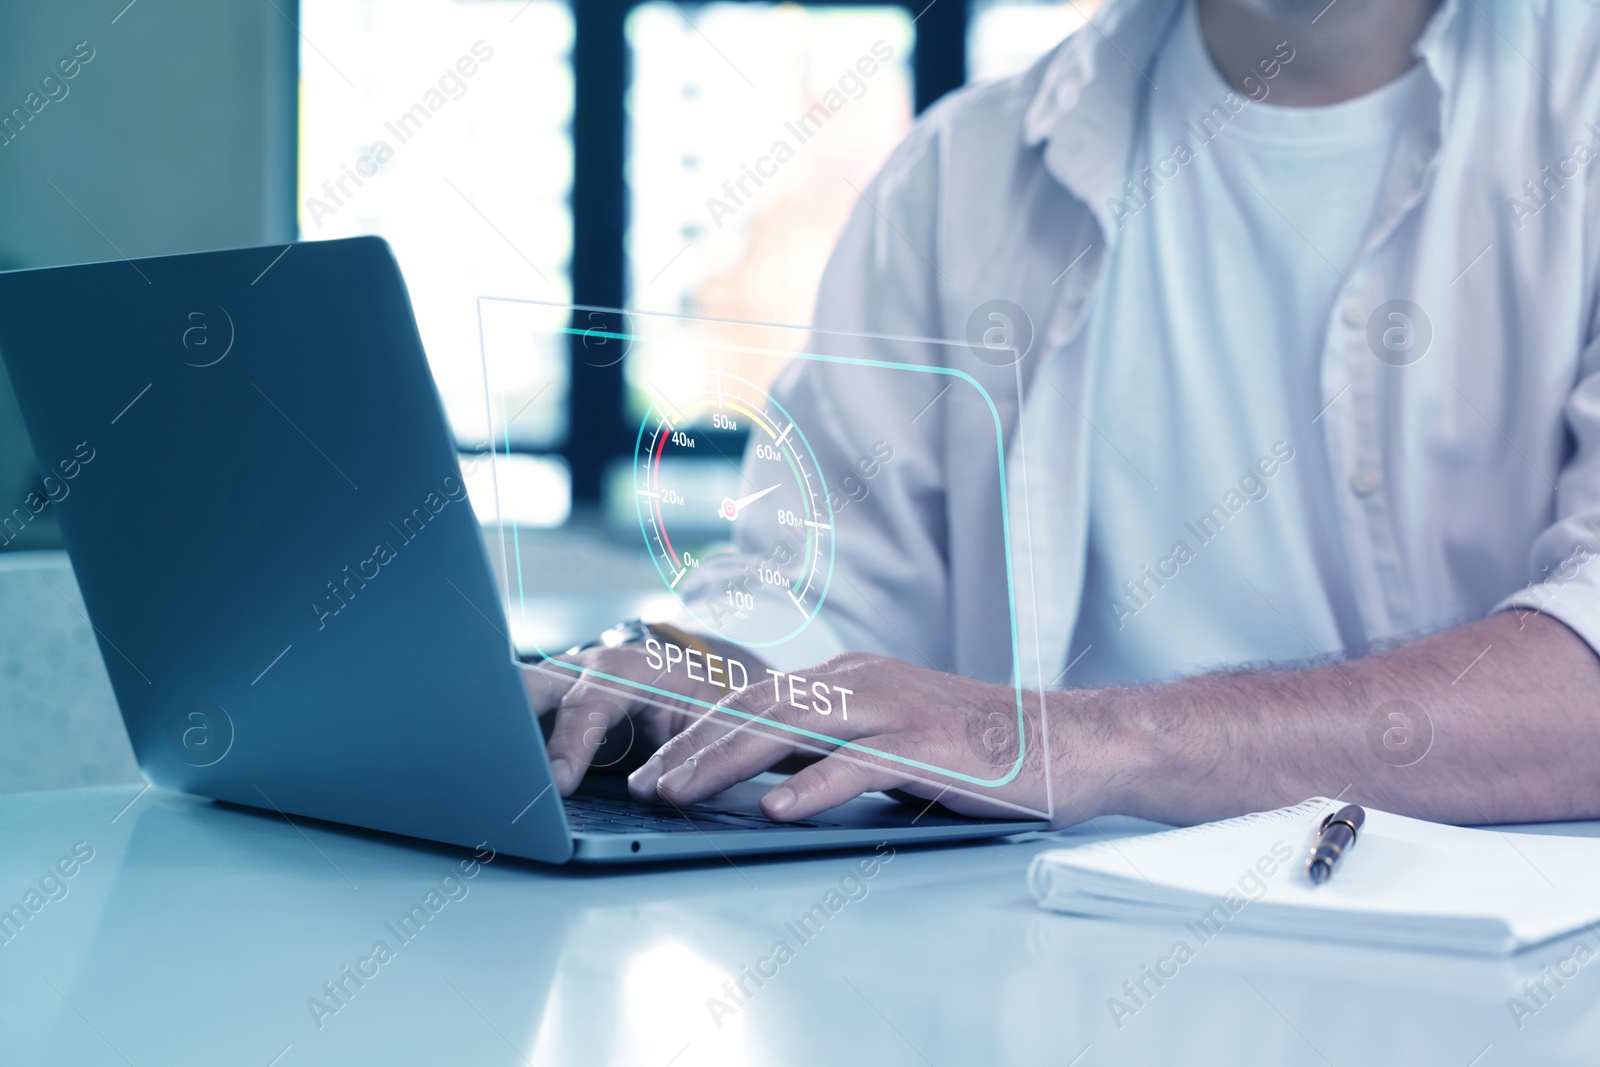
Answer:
[
  {"left": 1067, "top": 3, "right": 1431, "bottom": 686},
  {"left": 684, "top": 0, "right": 1600, "bottom": 692}
]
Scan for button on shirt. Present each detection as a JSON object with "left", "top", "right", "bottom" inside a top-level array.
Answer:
[
  {"left": 1066, "top": 2, "right": 1431, "bottom": 686},
  {"left": 683, "top": 0, "right": 1600, "bottom": 691}
]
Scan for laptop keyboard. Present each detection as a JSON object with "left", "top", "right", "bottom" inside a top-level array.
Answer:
[{"left": 563, "top": 792, "right": 838, "bottom": 834}]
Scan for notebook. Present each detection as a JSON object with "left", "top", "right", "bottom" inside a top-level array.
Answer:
[{"left": 1029, "top": 798, "right": 1600, "bottom": 956}]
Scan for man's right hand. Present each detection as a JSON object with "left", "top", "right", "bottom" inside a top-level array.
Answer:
[{"left": 521, "top": 645, "right": 728, "bottom": 796}]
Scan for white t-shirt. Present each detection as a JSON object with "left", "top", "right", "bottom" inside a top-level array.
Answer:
[{"left": 1065, "top": 1, "right": 1430, "bottom": 687}]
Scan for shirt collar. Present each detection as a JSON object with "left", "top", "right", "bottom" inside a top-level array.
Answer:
[
  {"left": 1023, "top": 0, "right": 1184, "bottom": 233},
  {"left": 1412, "top": 0, "right": 1464, "bottom": 97},
  {"left": 1023, "top": 0, "right": 1466, "bottom": 234}
]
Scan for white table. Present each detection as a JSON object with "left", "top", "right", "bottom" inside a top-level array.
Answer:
[{"left": 3, "top": 784, "right": 1596, "bottom": 1066}]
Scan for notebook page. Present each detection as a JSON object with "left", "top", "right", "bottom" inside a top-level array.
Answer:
[
  {"left": 1031, "top": 799, "right": 1600, "bottom": 951},
  {"left": 1028, "top": 798, "right": 1331, "bottom": 905}
]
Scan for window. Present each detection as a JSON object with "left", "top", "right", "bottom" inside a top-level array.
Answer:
[
  {"left": 624, "top": 3, "right": 914, "bottom": 417},
  {"left": 966, "top": 0, "right": 1097, "bottom": 84},
  {"left": 297, "top": 0, "right": 1017, "bottom": 527},
  {"left": 297, "top": 0, "right": 575, "bottom": 455}
]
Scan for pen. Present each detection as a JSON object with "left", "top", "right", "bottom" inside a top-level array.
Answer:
[{"left": 1306, "top": 804, "right": 1365, "bottom": 885}]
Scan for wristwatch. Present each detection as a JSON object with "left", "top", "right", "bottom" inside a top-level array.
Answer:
[
  {"left": 564, "top": 618, "right": 733, "bottom": 696},
  {"left": 564, "top": 618, "right": 653, "bottom": 655}
]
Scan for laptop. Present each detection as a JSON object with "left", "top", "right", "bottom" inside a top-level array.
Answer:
[{"left": 0, "top": 237, "right": 1047, "bottom": 863}]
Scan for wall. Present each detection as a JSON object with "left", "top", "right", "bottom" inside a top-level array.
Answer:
[{"left": 0, "top": 0, "right": 296, "bottom": 548}]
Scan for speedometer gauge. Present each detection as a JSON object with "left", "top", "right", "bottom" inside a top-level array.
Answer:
[{"left": 635, "top": 374, "right": 833, "bottom": 647}]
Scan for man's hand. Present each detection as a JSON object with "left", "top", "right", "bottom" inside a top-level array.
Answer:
[
  {"left": 522, "top": 645, "right": 727, "bottom": 795},
  {"left": 625, "top": 652, "right": 1117, "bottom": 825},
  {"left": 534, "top": 611, "right": 1600, "bottom": 829}
]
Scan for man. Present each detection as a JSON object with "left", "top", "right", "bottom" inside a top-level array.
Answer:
[{"left": 530, "top": 0, "right": 1600, "bottom": 831}]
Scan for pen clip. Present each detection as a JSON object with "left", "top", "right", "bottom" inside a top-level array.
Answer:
[{"left": 1317, "top": 806, "right": 1363, "bottom": 841}]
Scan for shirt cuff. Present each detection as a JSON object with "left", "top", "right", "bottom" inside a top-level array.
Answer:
[{"left": 1493, "top": 554, "right": 1600, "bottom": 655}]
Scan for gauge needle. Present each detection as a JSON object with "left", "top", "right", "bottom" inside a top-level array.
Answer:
[{"left": 718, "top": 483, "right": 780, "bottom": 521}]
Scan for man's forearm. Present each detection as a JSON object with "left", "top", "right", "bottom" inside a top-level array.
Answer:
[{"left": 1088, "top": 612, "right": 1600, "bottom": 826}]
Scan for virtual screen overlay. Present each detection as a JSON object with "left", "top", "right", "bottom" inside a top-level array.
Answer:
[{"left": 477, "top": 298, "right": 1045, "bottom": 817}]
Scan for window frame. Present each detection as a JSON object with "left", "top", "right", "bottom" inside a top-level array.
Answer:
[{"left": 294, "top": 0, "right": 971, "bottom": 506}]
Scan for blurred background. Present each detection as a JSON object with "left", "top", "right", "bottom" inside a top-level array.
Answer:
[
  {"left": 0, "top": 0, "right": 1095, "bottom": 786},
  {"left": 0, "top": 0, "right": 1099, "bottom": 547}
]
